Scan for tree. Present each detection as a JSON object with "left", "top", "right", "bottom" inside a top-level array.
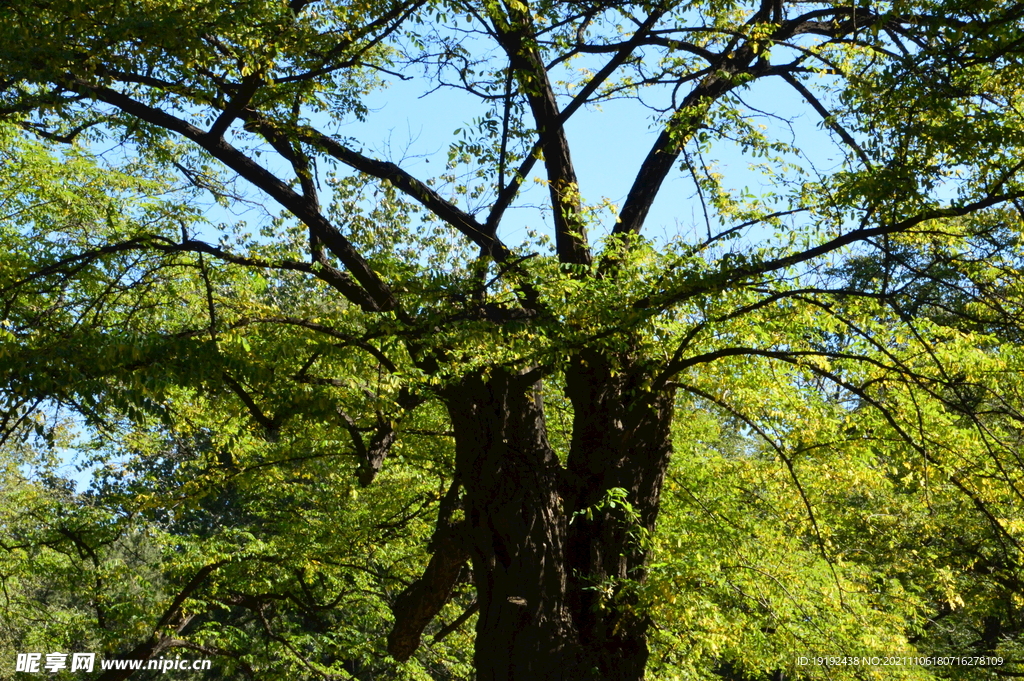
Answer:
[{"left": 3, "top": 0, "right": 1024, "bottom": 679}]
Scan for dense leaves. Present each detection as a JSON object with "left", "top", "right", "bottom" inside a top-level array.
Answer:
[{"left": 4, "top": 0, "right": 1024, "bottom": 678}]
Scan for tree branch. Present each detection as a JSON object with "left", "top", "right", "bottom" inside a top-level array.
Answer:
[
  {"left": 641, "top": 191, "right": 1024, "bottom": 312},
  {"left": 485, "top": 9, "right": 666, "bottom": 238},
  {"left": 294, "top": 126, "right": 513, "bottom": 262},
  {"left": 387, "top": 481, "right": 469, "bottom": 661},
  {"left": 489, "top": 0, "right": 591, "bottom": 266},
  {"left": 778, "top": 70, "right": 872, "bottom": 167},
  {"left": 70, "top": 82, "right": 396, "bottom": 311}
]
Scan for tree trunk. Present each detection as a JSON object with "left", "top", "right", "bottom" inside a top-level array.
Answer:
[
  {"left": 564, "top": 351, "right": 675, "bottom": 681},
  {"left": 444, "top": 356, "right": 675, "bottom": 681},
  {"left": 447, "top": 370, "right": 582, "bottom": 681}
]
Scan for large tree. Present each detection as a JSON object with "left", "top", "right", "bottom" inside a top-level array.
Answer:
[{"left": 4, "top": 0, "right": 1024, "bottom": 679}]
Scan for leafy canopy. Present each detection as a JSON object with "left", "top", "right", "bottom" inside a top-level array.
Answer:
[{"left": 4, "top": 0, "right": 1024, "bottom": 678}]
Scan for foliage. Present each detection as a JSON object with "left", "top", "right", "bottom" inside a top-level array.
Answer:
[{"left": 3, "top": 0, "right": 1024, "bottom": 679}]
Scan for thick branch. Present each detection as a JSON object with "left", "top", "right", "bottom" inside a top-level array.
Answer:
[
  {"left": 387, "top": 483, "right": 469, "bottom": 661},
  {"left": 73, "top": 82, "right": 396, "bottom": 311},
  {"left": 485, "top": 10, "right": 666, "bottom": 236},
  {"left": 294, "top": 127, "right": 512, "bottom": 262},
  {"left": 614, "top": 57, "right": 760, "bottom": 236},
  {"left": 614, "top": 7, "right": 883, "bottom": 237},
  {"left": 338, "top": 410, "right": 398, "bottom": 487},
  {"left": 207, "top": 73, "right": 264, "bottom": 139},
  {"left": 490, "top": 0, "right": 591, "bottom": 266}
]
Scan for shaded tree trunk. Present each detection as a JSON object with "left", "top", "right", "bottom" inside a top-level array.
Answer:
[
  {"left": 564, "top": 352, "right": 675, "bottom": 681},
  {"left": 447, "top": 370, "right": 581, "bottom": 681},
  {"left": 442, "top": 357, "right": 675, "bottom": 681}
]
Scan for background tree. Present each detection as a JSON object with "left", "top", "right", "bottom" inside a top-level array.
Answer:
[{"left": 3, "top": 0, "right": 1024, "bottom": 679}]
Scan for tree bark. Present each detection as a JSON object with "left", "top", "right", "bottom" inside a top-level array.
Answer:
[
  {"left": 447, "top": 370, "right": 582, "bottom": 681},
  {"left": 564, "top": 351, "right": 676, "bottom": 681},
  {"left": 441, "top": 357, "right": 675, "bottom": 681}
]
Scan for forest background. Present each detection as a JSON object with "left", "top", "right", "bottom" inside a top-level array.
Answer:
[{"left": 3, "top": 0, "right": 1024, "bottom": 679}]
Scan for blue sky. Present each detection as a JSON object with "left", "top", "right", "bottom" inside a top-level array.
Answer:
[{"left": 325, "top": 60, "right": 842, "bottom": 255}]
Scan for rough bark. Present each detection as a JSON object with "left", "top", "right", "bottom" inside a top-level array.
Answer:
[
  {"left": 564, "top": 351, "right": 676, "bottom": 681},
  {"left": 387, "top": 522, "right": 470, "bottom": 661},
  {"left": 434, "top": 359, "right": 675, "bottom": 681},
  {"left": 446, "top": 370, "right": 582, "bottom": 681},
  {"left": 490, "top": 4, "right": 591, "bottom": 266},
  {"left": 388, "top": 478, "right": 471, "bottom": 660}
]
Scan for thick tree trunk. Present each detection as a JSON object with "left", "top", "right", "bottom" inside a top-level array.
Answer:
[
  {"left": 442, "top": 357, "right": 675, "bottom": 681},
  {"left": 564, "top": 351, "right": 675, "bottom": 681},
  {"left": 447, "top": 370, "right": 582, "bottom": 681}
]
